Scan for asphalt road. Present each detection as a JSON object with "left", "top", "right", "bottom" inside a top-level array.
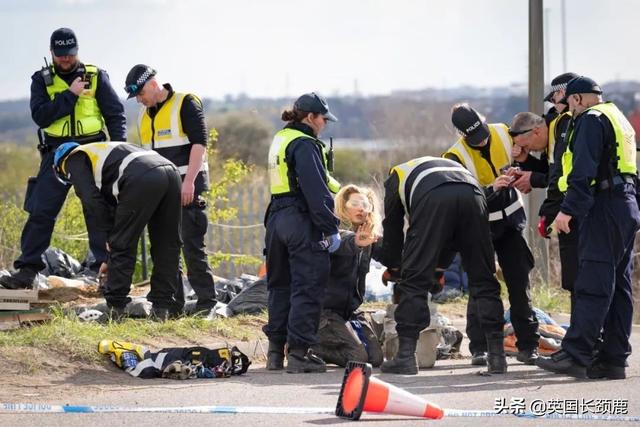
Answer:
[{"left": 1, "top": 325, "right": 638, "bottom": 426}]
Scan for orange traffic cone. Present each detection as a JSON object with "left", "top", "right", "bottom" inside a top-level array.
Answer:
[{"left": 336, "top": 361, "right": 444, "bottom": 421}]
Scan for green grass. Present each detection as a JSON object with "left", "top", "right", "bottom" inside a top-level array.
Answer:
[
  {"left": 529, "top": 282, "right": 571, "bottom": 314},
  {"left": 0, "top": 306, "right": 268, "bottom": 364}
]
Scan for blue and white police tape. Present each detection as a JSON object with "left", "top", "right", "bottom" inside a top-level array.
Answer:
[
  {"left": 0, "top": 403, "right": 335, "bottom": 414},
  {"left": 444, "top": 408, "right": 640, "bottom": 422},
  {"left": 1, "top": 403, "right": 639, "bottom": 421}
]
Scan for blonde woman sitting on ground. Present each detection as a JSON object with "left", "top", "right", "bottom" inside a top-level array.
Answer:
[{"left": 312, "top": 184, "right": 384, "bottom": 367}]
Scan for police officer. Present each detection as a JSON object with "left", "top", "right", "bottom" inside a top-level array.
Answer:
[
  {"left": 509, "top": 72, "right": 578, "bottom": 194},
  {"left": 124, "top": 64, "right": 216, "bottom": 314},
  {"left": 0, "top": 28, "right": 126, "bottom": 290},
  {"left": 379, "top": 156, "right": 506, "bottom": 375},
  {"left": 53, "top": 142, "right": 183, "bottom": 320},
  {"left": 263, "top": 93, "right": 341, "bottom": 374},
  {"left": 509, "top": 74, "right": 580, "bottom": 312},
  {"left": 537, "top": 77, "right": 640, "bottom": 380},
  {"left": 444, "top": 104, "right": 540, "bottom": 366}
]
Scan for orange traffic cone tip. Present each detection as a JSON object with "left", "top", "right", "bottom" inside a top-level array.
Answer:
[{"left": 336, "top": 361, "right": 444, "bottom": 421}]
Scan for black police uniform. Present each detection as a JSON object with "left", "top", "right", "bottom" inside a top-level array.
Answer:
[
  {"left": 381, "top": 157, "right": 505, "bottom": 343},
  {"left": 16, "top": 64, "right": 125, "bottom": 275},
  {"left": 445, "top": 146, "right": 540, "bottom": 356},
  {"left": 139, "top": 83, "right": 216, "bottom": 312},
  {"left": 63, "top": 143, "right": 182, "bottom": 311},
  {"left": 263, "top": 122, "right": 339, "bottom": 353},
  {"left": 559, "top": 106, "right": 640, "bottom": 369},
  {"left": 532, "top": 111, "right": 580, "bottom": 306}
]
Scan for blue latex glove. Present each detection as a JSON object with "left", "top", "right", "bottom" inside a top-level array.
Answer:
[{"left": 326, "top": 233, "right": 341, "bottom": 253}]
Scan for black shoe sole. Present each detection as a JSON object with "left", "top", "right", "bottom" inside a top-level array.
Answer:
[
  {"left": 537, "top": 359, "right": 587, "bottom": 379},
  {"left": 286, "top": 366, "right": 327, "bottom": 374},
  {"left": 379, "top": 363, "right": 419, "bottom": 375}
]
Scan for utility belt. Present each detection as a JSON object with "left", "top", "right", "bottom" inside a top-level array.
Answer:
[
  {"left": 595, "top": 175, "right": 636, "bottom": 191},
  {"left": 37, "top": 130, "right": 107, "bottom": 155}
]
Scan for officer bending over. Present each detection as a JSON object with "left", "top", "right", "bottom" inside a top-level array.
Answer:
[
  {"left": 53, "top": 142, "right": 183, "bottom": 320},
  {"left": 380, "top": 156, "right": 506, "bottom": 375}
]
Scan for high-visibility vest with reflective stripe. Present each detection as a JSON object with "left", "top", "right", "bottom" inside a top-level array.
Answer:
[
  {"left": 444, "top": 123, "right": 512, "bottom": 186},
  {"left": 61, "top": 142, "right": 155, "bottom": 200},
  {"left": 547, "top": 111, "right": 571, "bottom": 165},
  {"left": 390, "top": 156, "right": 475, "bottom": 215},
  {"left": 137, "top": 92, "right": 208, "bottom": 175},
  {"left": 558, "top": 102, "right": 637, "bottom": 192},
  {"left": 268, "top": 128, "right": 340, "bottom": 195},
  {"left": 44, "top": 64, "right": 105, "bottom": 137}
]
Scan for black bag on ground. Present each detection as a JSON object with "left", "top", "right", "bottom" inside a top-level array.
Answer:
[
  {"left": 41, "top": 247, "right": 82, "bottom": 278},
  {"left": 227, "top": 277, "right": 268, "bottom": 315}
]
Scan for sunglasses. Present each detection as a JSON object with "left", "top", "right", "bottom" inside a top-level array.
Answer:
[
  {"left": 125, "top": 83, "right": 139, "bottom": 96},
  {"left": 508, "top": 127, "right": 535, "bottom": 137},
  {"left": 346, "top": 199, "right": 372, "bottom": 211}
]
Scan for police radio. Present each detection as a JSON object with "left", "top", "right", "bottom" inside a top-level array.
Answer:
[
  {"left": 328, "top": 137, "right": 335, "bottom": 173},
  {"left": 41, "top": 57, "right": 54, "bottom": 86}
]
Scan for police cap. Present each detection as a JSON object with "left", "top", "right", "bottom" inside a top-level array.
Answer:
[
  {"left": 124, "top": 64, "right": 157, "bottom": 99},
  {"left": 294, "top": 92, "right": 338, "bottom": 122},
  {"left": 50, "top": 28, "right": 78, "bottom": 57},
  {"left": 544, "top": 72, "right": 579, "bottom": 102},
  {"left": 451, "top": 104, "right": 490, "bottom": 147}
]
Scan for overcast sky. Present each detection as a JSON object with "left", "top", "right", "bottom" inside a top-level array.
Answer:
[{"left": 0, "top": 0, "right": 637, "bottom": 101}]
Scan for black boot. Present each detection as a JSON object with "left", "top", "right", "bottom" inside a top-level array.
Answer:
[
  {"left": 286, "top": 348, "right": 326, "bottom": 373},
  {"left": 266, "top": 340, "right": 285, "bottom": 371},
  {"left": 485, "top": 332, "right": 507, "bottom": 374},
  {"left": 471, "top": 351, "right": 487, "bottom": 366},
  {"left": 587, "top": 361, "right": 626, "bottom": 380},
  {"left": 0, "top": 268, "right": 37, "bottom": 290},
  {"left": 380, "top": 336, "right": 419, "bottom": 375}
]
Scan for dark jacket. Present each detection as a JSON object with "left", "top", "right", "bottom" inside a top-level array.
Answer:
[
  {"left": 444, "top": 144, "right": 526, "bottom": 238},
  {"left": 30, "top": 62, "right": 126, "bottom": 144},
  {"left": 64, "top": 143, "right": 173, "bottom": 234},
  {"left": 531, "top": 112, "right": 572, "bottom": 221},
  {"left": 323, "top": 229, "right": 383, "bottom": 321},
  {"left": 560, "top": 106, "right": 620, "bottom": 218},
  {"left": 267, "top": 122, "right": 339, "bottom": 236}
]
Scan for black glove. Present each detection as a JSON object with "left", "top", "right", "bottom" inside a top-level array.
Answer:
[{"left": 382, "top": 268, "right": 401, "bottom": 286}]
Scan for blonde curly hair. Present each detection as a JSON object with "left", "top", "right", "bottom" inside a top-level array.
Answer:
[{"left": 334, "top": 184, "right": 382, "bottom": 234}]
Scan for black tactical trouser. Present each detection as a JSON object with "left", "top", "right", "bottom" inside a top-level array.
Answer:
[
  {"left": 467, "top": 227, "right": 539, "bottom": 354},
  {"left": 103, "top": 165, "right": 182, "bottom": 310},
  {"left": 263, "top": 203, "right": 330, "bottom": 350},
  {"left": 394, "top": 183, "right": 504, "bottom": 341},
  {"left": 558, "top": 219, "right": 579, "bottom": 315},
  {"left": 175, "top": 203, "right": 217, "bottom": 311}
]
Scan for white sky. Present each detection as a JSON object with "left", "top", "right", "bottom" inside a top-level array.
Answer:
[{"left": 0, "top": 0, "right": 638, "bottom": 101}]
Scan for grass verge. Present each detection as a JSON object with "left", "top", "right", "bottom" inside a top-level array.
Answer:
[{"left": 0, "top": 306, "right": 268, "bottom": 364}]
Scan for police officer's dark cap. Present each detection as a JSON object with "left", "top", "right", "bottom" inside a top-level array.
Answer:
[
  {"left": 50, "top": 28, "right": 78, "bottom": 57},
  {"left": 451, "top": 104, "right": 490, "bottom": 147},
  {"left": 564, "top": 76, "right": 603, "bottom": 98},
  {"left": 124, "top": 64, "right": 157, "bottom": 99},
  {"left": 294, "top": 92, "right": 338, "bottom": 122},
  {"left": 544, "top": 72, "right": 579, "bottom": 102}
]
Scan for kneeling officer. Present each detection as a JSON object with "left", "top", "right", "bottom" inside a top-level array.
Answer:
[{"left": 53, "top": 141, "right": 182, "bottom": 319}]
